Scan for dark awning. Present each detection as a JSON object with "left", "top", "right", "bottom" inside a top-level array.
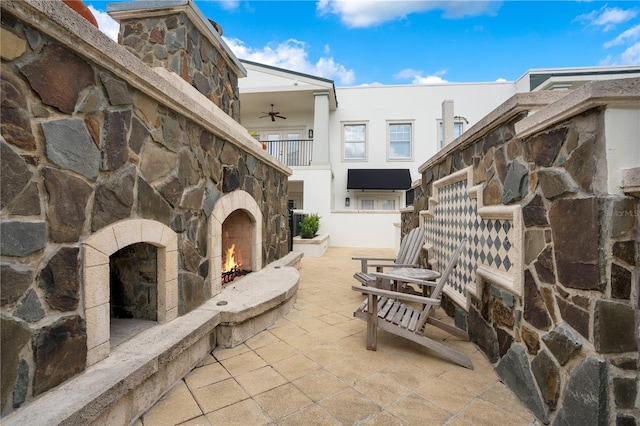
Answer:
[{"left": 347, "top": 169, "right": 412, "bottom": 190}]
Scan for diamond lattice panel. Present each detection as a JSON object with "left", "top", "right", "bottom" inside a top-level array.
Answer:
[
  {"left": 425, "top": 176, "right": 517, "bottom": 309},
  {"left": 425, "top": 179, "right": 477, "bottom": 307}
]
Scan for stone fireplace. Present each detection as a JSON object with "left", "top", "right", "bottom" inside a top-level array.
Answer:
[{"left": 0, "top": 0, "right": 291, "bottom": 417}]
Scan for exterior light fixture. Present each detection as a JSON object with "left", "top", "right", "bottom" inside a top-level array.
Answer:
[
  {"left": 308, "top": 129, "right": 314, "bottom": 139},
  {"left": 345, "top": 197, "right": 350, "bottom": 207}
]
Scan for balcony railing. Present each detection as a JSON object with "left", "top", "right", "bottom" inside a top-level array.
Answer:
[{"left": 262, "top": 139, "right": 313, "bottom": 166}]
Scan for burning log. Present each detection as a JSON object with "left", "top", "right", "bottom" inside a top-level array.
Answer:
[{"left": 221, "top": 244, "right": 251, "bottom": 284}]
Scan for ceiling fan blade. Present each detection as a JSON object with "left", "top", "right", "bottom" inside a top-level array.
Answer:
[{"left": 276, "top": 115, "right": 286, "bottom": 120}]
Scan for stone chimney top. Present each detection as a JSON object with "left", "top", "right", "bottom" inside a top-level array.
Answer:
[{"left": 107, "top": 0, "right": 246, "bottom": 121}]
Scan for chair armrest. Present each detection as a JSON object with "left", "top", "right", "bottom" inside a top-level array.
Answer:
[
  {"left": 351, "top": 285, "right": 440, "bottom": 306},
  {"left": 368, "top": 272, "right": 437, "bottom": 287},
  {"left": 366, "top": 262, "right": 402, "bottom": 269},
  {"left": 352, "top": 257, "right": 396, "bottom": 273}
]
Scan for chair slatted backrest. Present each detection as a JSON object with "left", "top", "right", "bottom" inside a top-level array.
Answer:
[
  {"left": 396, "top": 228, "right": 425, "bottom": 266},
  {"left": 416, "top": 239, "right": 467, "bottom": 333}
]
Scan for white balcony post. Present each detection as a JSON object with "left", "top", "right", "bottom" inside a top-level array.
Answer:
[{"left": 311, "top": 92, "right": 330, "bottom": 166}]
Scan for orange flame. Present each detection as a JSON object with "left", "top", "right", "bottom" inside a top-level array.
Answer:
[{"left": 222, "top": 244, "right": 242, "bottom": 272}]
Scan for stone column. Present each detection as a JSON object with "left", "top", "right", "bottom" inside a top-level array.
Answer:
[{"left": 442, "top": 100, "right": 454, "bottom": 147}]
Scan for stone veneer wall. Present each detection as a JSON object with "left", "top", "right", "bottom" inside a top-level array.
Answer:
[
  {"left": 403, "top": 84, "right": 639, "bottom": 425},
  {"left": 0, "top": 0, "right": 290, "bottom": 416}
]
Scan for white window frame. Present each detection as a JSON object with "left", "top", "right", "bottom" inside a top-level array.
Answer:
[
  {"left": 387, "top": 120, "right": 414, "bottom": 161},
  {"left": 437, "top": 119, "right": 465, "bottom": 150},
  {"left": 355, "top": 192, "right": 402, "bottom": 211},
  {"left": 342, "top": 121, "right": 368, "bottom": 162}
]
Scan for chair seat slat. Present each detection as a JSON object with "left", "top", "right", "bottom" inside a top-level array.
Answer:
[
  {"left": 385, "top": 301, "right": 401, "bottom": 321},
  {"left": 392, "top": 304, "right": 407, "bottom": 324},
  {"left": 401, "top": 307, "right": 414, "bottom": 329}
]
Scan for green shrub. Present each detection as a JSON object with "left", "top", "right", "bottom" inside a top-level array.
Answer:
[{"left": 299, "top": 213, "right": 320, "bottom": 239}]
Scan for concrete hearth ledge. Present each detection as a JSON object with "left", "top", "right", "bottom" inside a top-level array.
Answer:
[{"left": 3, "top": 253, "right": 302, "bottom": 426}]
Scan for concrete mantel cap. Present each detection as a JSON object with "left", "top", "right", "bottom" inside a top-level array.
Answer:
[
  {"left": 515, "top": 77, "right": 640, "bottom": 138},
  {"left": 4, "top": 0, "right": 291, "bottom": 176}
]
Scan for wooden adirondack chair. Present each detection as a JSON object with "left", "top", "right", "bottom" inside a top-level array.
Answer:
[
  {"left": 352, "top": 227, "right": 425, "bottom": 287},
  {"left": 352, "top": 239, "right": 473, "bottom": 369}
]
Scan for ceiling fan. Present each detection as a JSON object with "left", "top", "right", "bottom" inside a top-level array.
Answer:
[{"left": 259, "top": 104, "right": 286, "bottom": 122}]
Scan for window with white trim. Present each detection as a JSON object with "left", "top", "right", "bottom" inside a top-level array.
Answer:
[
  {"left": 343, "top": 123, "right": 367, "bottom": 160},
  {"left": 437, "top": 120, "right": 464, "bottom": 149},
  {"left": 356, "top": 194, "right": 400, "bottom": 210},
  {"left": 388, "top": 122, "right": 412, "bottom": 160}
]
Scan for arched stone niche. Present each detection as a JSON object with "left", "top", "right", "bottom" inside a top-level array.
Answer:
[{"left": 82, "top": 219, "right": 178, "bottom": 366}]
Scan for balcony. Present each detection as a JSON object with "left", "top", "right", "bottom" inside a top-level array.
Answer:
[{"left": 262, "top": 139, "right": 313, "bottom": 166}]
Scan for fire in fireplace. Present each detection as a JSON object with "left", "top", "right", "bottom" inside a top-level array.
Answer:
[{"left": 221, "top": 243, "right": 251, "bottom": 284}]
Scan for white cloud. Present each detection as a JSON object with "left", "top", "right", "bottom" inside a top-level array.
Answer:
[
  {"left": 495, "top": 78, "right": 507, "bottom": 82},
  {"left": 575, "top": 6, "right": 638, "bottom": 31},
  {"left": 88, "top": 5, "right": 119, "bottom": 41},
  {"left": 217, "top": 0, "right": 240, "bottom": 11},
  {"left": 223, "top": 37, "right": 356, "bottom": 85},
  {"left": 317, "top": 0, "right": 500, "bottom": 28},
  {"left": 620, "top": 41, "right": 640, "bottom": 64},
  {"left": 576, "top": 6, "right": 640, "bottom": 66},
  {"left": 604, "top": 24, "right": 640, "bottom": 48},
  {"left": 394, "top": 68, "right": 448, "bottom": 84}
]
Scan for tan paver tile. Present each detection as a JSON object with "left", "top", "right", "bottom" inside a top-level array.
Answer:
[
  {"left": 245, "top": 330, "right": 281, "bottom": 350},
  {"left": 283, "top": 308, "right": 314, "bottom": 323},
  {"left": 319, "top": 388, "right": 381, "bottom": 425},
  {"left": 219, "top": 350, "right": 267, "bottom": 376},
  {"left": 195, "top": 353, "right": 217, "bottom": 367},
  {"left": 292, "top": 369, "right": 348, "bottom": 401},
  {"left": 185, "top": 362, "right": 231, "bottom": 390},
  {"left": 480, "top": 382, "right": 536, "bottom": 421},
  {"left": 444, "top": 416, "right": 474, "bottom": 425},
  {"left": 318, "top": 312, "right": 352, "bottom": 325},
  {"left": 325, "top": 358, "right": 376, "bottom": 385},
  {"left": 212, "top": 343, "right": 250, "bottom": 361},
  {"left": 387, "top": 393, "right": 452, "bottom": 424},
  {"left": 416, "top": 376, "right": 477, "bottom": 413},
  {"left": 284, "top": 332, "right": 324, "bottom": 349},
  {"left": 309, "top": 325, "right": 352, "bottom": 343},
  {"left": 254, "top": 340, "right": 299, "bottom": 364},
  {"left": 275, "top": 405, "right": 340, "bottom": 426},
  {"left": 177, "top": 415, "right": 212, "bottom": 425},
  {"left": 191, "top": 378, "right": 250, "bottom": 414},
  {"left": 268, "top": 322, "right": 307, "bottom": 340},
  {"left": 272, "top": 353, "right": 321, "bottom": 381},
  {"left": 235, "top": 365, "right": 288, "bottom": 396},
  {"left": 438, "top": 364, "right": 497, "bottom": 395},
  {"left": 296, "top": 317, "right": 333, "bottom": 332},
  {"left": 361, "top": 411, "right": 405, "bottom": 426},
  {"left": 355, "top": 373, "right": 411, "bottom": 407},
  {"left": 301, "top": 343, "right": 350, "bottom": 366},
  {"left": 142, "top": 389, "right": 202, "bottom": 426},
  {"left": 457, "top": 399, "right": 532, "bottom": 426},
  {"left": 205, "top": 399, "right": 271, "bottom": 426},
  {"left": 253, "top": 383, "right": 313, "bottom": 420},
  {"left": 163, "top": 380, "right": 191, "bottom": 398}
]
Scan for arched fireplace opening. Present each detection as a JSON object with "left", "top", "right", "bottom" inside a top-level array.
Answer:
[
  {"left": 109, "top": 243, "right": 158, "bottom": 347},
  {"left": 221, "top": 210, "right": 253, "bottom": 285}
]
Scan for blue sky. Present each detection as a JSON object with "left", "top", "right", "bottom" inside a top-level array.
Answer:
[{"left": 87, "top": 1, "right": 639, "bottom": 86}]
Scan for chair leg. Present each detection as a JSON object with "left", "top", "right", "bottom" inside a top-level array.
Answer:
[{"left": 366, "top": 294, "right": 378, "bottom": 351}]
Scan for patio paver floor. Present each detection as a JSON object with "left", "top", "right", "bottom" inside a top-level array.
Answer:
[{"left": 138, "top": 247, "right": 538, "bottom": 425}]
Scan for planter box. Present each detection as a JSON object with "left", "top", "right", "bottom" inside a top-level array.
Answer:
[{"left": 292, "top": 234, "right": 329, "bottom": 257}]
